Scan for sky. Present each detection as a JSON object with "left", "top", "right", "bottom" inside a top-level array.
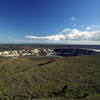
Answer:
[{"left": 0, "top": 0, "right": 100, "bottom": 44}]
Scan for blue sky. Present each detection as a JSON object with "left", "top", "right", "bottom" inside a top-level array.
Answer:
[{"left": 0, "top": 0, "right": 100, "bottom": 44}]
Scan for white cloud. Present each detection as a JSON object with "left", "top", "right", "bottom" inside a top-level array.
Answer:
[
  {"left": 25, "top": 34, "right": 65, "bottom": 41},
  {"left": 86, "top": 26, "right": 91, "bottom": 30},
  {"left": 71, "top": 17, "right": 76, "bottom": 21},
  {"left": 86, "top": 25, "right": 100, "bottom": 30},
  {"left": 25, "top": 28, "right": 100, "bottom": 43},
  {"left": 62, "top": 28, "right": 92, "bottom": 40}
]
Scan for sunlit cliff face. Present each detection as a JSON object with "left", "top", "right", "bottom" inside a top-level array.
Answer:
[{"left": 0, "top": 48, "right": 98, "bottom": 57}]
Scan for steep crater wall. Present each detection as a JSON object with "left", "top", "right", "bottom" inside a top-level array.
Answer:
[{"left": 0, "top": 48, "right": 99, "bottom": 57}]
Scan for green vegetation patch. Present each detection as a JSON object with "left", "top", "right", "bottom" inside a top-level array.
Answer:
[{"left": 0, "top": 55, "right": 100, "bottom": 100}]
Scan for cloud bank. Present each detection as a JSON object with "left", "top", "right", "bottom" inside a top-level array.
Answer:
[{"left": 25, "top": 28, "right": 100, "bottom": 43}]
